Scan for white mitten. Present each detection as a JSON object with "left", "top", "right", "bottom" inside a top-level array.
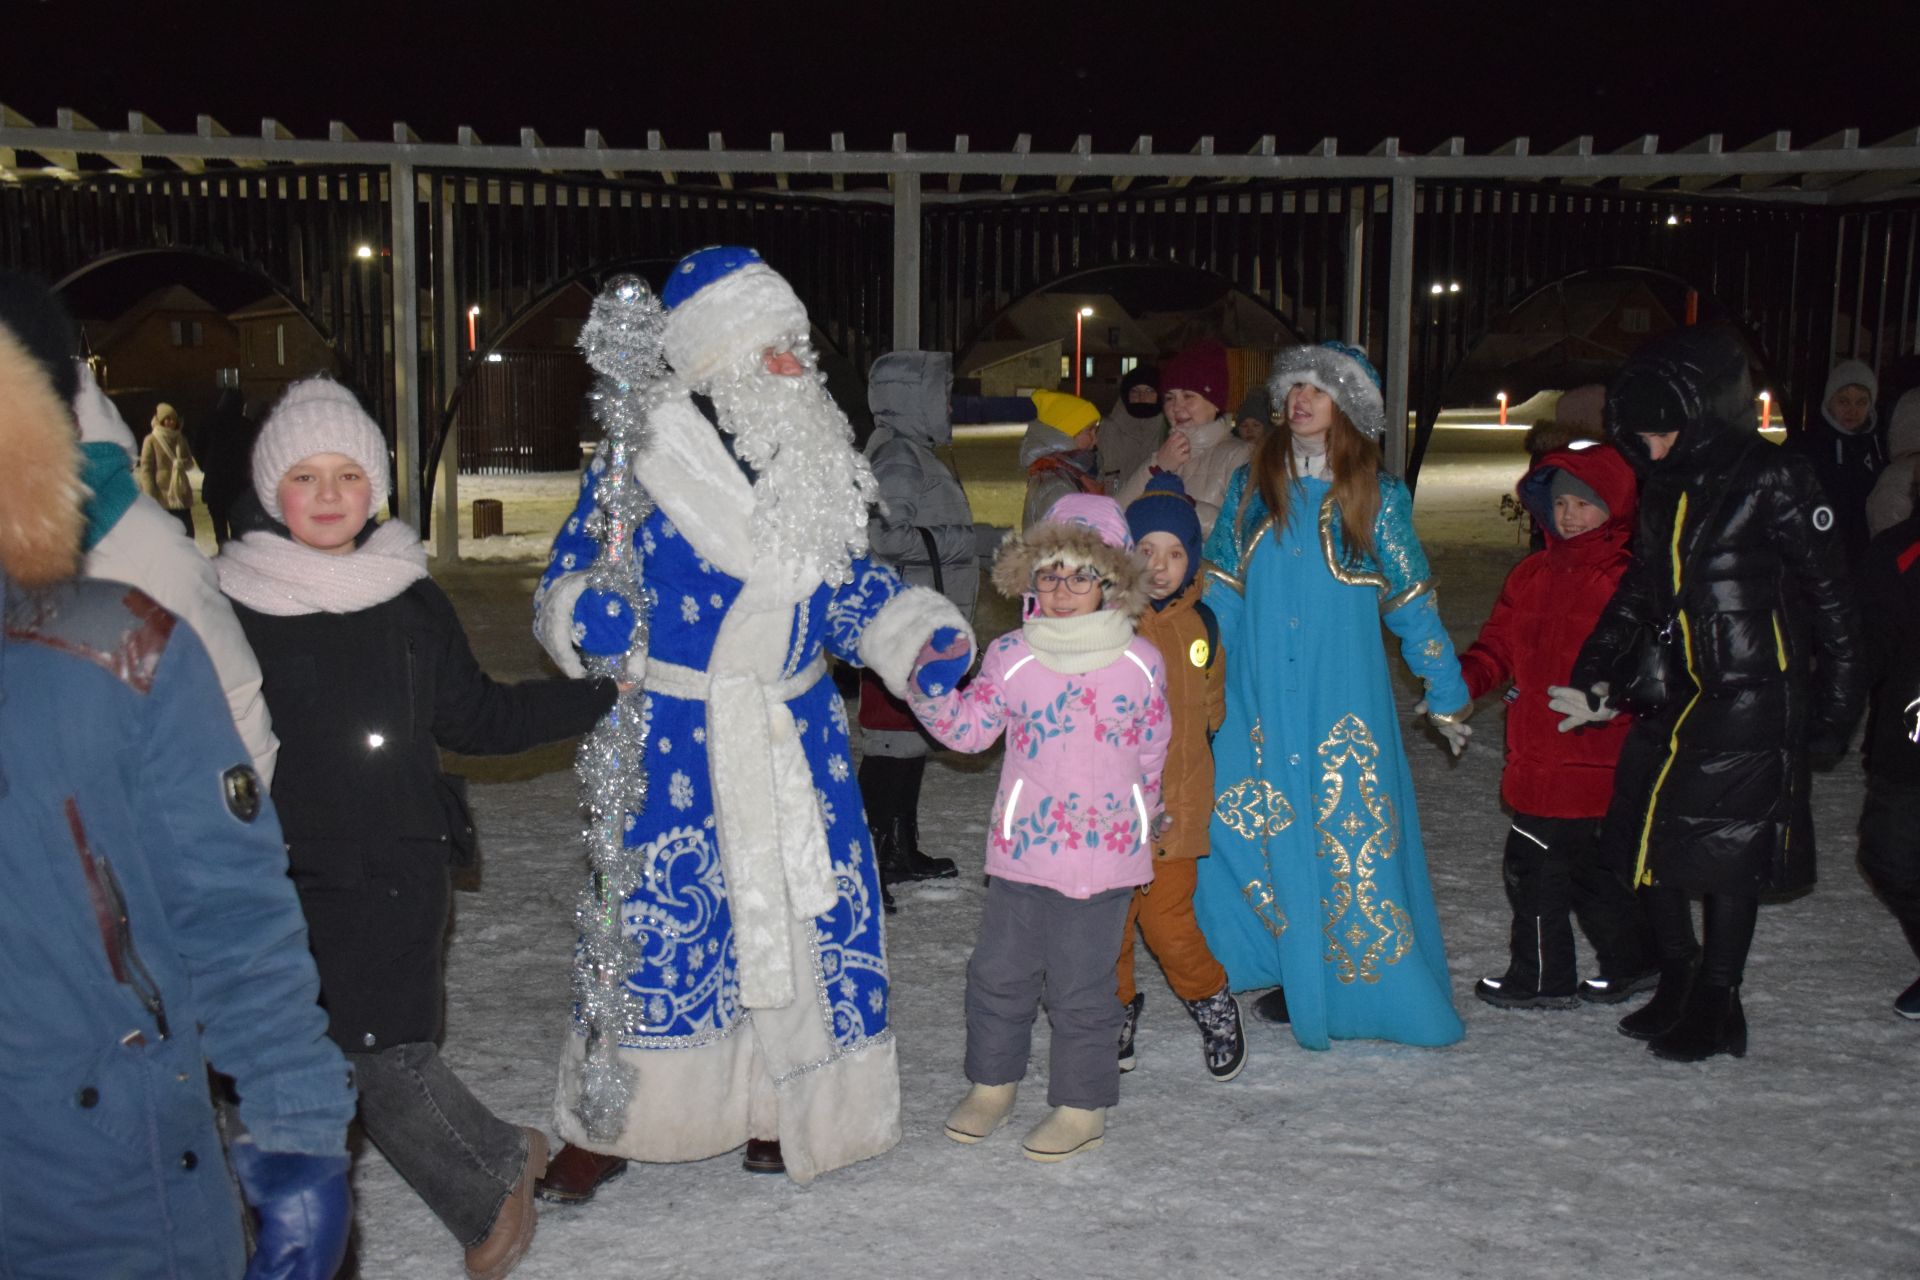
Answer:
[
  {"left": 1413, "top": 699, "right": 1474, "bottom": 757},
  {"left": 534, "top": 575, "right": 588, "bottom": 678},
  {"left": 1546, "top": 683, "right": 1619, "bottom": 733}
]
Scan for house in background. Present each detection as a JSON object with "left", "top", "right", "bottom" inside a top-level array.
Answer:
[
  {"left": 83, "top": 285, "right": 242, "bottom": 436},
  {"left": 958, "top": 340, "right": 1064, "bottom": 397},
  {"left": 230, "top": 294, "right": 339, "bottom": 412},
  {"left": 1446, "top": 278, "right": 1682, "bottom": 405},
  {"left": 964, "top": 292, "right": 1158, "bottom": 403}
]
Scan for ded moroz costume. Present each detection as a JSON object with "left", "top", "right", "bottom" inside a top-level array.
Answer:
[{"left": 534, "top": 250, "right": 972, "bottom": 1186}]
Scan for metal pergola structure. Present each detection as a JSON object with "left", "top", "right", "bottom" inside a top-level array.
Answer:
[{"left": 5, "top": 106, "right": 1918, "bottom": 554}]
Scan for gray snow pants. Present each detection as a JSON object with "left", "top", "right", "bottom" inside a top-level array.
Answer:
[
  {"left": 964, "top": 878, "right": 1132, "bottom": 1110},
  {"left": 348, "top": 1042, "right": 529, "bottom": 1247}
]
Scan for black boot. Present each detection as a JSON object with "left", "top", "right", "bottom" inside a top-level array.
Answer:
[
  {"left": 1617, "top": 961, "right": 1695, "bottom": 1040},
  {"left": 1649, "top": 983, "right": 1747, "bottom": 1061},
  {"left": 869, "top": 822, "right": 899, "bottom": 914},
  {"left": 890, "top": 813, "right": 957, "bottom": 882},
  {"left": 1251, "top": 988, "right": 1289, "bottom": 1024},
  {"left": 1474, "top": 911, "right": 1579, "bottom": 1009}
]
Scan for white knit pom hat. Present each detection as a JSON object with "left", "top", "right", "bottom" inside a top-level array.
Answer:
[{"left": 251, "top": 377, "right": 391, "bottom": 519}]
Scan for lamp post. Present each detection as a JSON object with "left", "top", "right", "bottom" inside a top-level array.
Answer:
[
  {"left": 1497, "top": 390, "right": 1508, "bottom": 425},
  {"left": 1760, "top": 389, "right": 1772, "bottom": 430},
  {"left": 467, "top": 304, "right": 480, "bottom": 354},
  {"left": 1075, "top": 305, "right": 1093, "bottom": 397}
]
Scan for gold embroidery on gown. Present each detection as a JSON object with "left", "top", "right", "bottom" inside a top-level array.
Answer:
[
  {"left": 1217, "top": 720, "right": 1291, "bottom": 938},
  {"left": 1314, "top": 714, "right": 1414, "bottom": 983}
]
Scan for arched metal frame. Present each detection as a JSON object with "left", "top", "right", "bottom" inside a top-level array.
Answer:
[
  {"left": 0, "top": 170, "right": 395, "bottom": 435},
  {"left": 3, "top": 116, "right": 1918, "bottom": 552}
]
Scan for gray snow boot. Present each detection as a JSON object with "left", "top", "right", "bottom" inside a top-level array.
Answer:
[
  {"left": 1182, "top": 986, "right": 1247, "bottom": 1082},
  {"left": 944, "top": 1082, "right": 1018, "bottom": 1144}
]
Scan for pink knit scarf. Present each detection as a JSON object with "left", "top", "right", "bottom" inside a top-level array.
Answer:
[{"left": 215, "top": 521, "right": 429, "bottom": 616}]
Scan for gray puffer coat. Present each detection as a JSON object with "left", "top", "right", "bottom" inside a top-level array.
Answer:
[{"left": 863, "top": 352, "right": 980, "bottom": 755}]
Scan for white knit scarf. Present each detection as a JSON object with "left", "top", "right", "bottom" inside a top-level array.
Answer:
[
  {"left": 215, "top": 520, "right": 429, "bottom": 616},
  {"left": 1023, "top": 607, "right": 1136, "bottom": 675}
]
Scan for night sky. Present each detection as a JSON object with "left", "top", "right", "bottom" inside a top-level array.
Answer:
[{"left": 5, "top": 0, "right": 1915, "bottom": 159}]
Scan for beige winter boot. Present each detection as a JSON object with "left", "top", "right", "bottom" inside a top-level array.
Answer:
[
  {"left": 1021, "top": 1105, "right": 1105, "bottom": 1162},
  {"left": 943, "top": 1082, "right": 1018, "bottom": 1143}
]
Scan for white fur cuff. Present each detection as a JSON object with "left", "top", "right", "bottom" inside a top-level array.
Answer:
[
  {"left": 858, "top": 586, "right": 972, "bottom": 699},
  {"left": 534, "top": 573, "right": 588, "bottom": 678}
]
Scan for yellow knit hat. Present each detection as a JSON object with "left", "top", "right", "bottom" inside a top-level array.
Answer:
[{"left": 1030, "top": 389, "right": 1100, "bottom": 435}]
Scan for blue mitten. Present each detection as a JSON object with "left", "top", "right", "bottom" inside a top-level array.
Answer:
[
  {"left": 912, "top": 626, "right": 972, "bottom": 696},
  {"left": 573, "top": 587, "right": 638, "bottom": 657},
  {"left": 231, "top": 1143, "right": 351, "bottom": 1280}
]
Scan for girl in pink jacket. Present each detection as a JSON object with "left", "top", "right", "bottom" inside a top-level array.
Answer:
[{"left": 910, "top": 494, "right": 1168, "bottom": 1163}]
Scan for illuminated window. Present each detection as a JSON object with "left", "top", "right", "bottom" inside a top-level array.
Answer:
[{"left": 1060, "top": 355, "right": 1071, "bottom": 379}]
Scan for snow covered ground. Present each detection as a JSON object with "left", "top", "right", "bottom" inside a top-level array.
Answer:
[{"left": 349, "top": 456, "right": 1917, "bottom": 1279}]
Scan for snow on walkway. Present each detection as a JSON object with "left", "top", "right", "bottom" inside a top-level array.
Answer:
[{"left": 351, "top": 459, "right": 1916, "bottom": 1279}]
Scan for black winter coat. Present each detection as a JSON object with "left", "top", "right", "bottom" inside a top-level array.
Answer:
[
  {"left": 1786, "top": 416, "right": 1887, "bottom": 570},
  {"left": 1574, "top": 327, "right": 1866, "bottom": 896},
  {"left": 235, "top": 579, "right": 616, "bottom": 1051},
  {"left": 1861, "top": 514, "right": 1920, "bottom": 787}
]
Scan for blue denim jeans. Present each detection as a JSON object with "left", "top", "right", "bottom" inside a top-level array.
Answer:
[{"left": 347, "top": 1042, "right": 527, "bottom": 1246}]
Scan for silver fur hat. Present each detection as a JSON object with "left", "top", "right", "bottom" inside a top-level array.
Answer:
[{"left": 1268, "top": 341, "right": 1387, "bottom": 440}]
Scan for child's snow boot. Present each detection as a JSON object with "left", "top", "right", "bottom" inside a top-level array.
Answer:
[
  {"left": 943, "top": 1082, "right": 1018, "bottom": 1144},
  {"left": 1181, "top": 985, "right": 1247, "bottom": 1081},
  {"left": 1021, "top": 1106, "right": 1105, "bottom": 1162},
  {"left": 1117, "top": 993, "right": 1144, "bottom": 1072}
]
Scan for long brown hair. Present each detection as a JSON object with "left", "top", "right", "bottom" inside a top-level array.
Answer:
[{"left": 1251, "top": 401, "right": 1384, "bottom": 562}]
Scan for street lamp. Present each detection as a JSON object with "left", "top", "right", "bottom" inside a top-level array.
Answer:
[
  {"left": 1496, "top": 390, "right": 1508, "bottom": 425},
  {"left": 1759, "top": 389, "right": 1772, "bottom": 430},
  {"left": 467, "top": 304, "right": 480, "bottom": 353},
  {"left": 1074, "top": 306, "right": 1094, "bottom": 397},
  {"left": 355, "top": 243, "right": 374, "bottom": 260}
]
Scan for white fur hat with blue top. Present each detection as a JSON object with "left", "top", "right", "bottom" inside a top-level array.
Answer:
[{"left": 660, "top": 245, "right": 810, "bottom": 385}]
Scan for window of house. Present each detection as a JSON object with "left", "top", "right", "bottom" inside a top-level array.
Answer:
[
  {"left": 1084, "top": 356, "right": 1094, "bottom": 378},
  {"left": 1620, "top": 307, "right": 1650, "bottom": 334},
  {"left": 276, "top": 324, "right": 287, "bottom": 366},
  {"left": 1120, "top": 356, "right": 1138, "bottom": 375},
  {"left": 1060, "top": 355, "right": 1071, "bottom": 379},
  {"left": 168, "top": 320, "right": 204, "bottom": 347}
]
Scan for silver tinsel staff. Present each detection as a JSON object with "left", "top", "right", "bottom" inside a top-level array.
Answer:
[{"left": 569, "top": 275, "right": 668, "bottom": 1141}]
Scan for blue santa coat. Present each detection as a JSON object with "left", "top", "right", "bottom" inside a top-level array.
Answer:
[{"left": 541, "top": 470, "right": 893, "bottom": 1053}]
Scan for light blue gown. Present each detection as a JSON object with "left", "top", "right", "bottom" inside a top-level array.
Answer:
[{"left": 1193, "top": 465, "right": 1467, "bottom": 1049}]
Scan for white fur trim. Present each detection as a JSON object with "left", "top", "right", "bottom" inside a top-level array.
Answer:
[
  {"left": 1268, "top": 346, "right": 1387, "bottom": 440},
  {"left": 634, "top": 394, "right": 756, "bottom": 581},
  {"left": 858, "top": 586, "right": 973, "bottom": 699},
  {"left": 663, "top": 265, "right": 810, "bottom": 386},
  {"left": 533, "top": 572, "right": 588, "bottom": 677},
  {"left": 74, "top": 364, "right": 137, "bottom": 455},
  {"left": 552, "top": 887, "right": 902, "bottom": 1183}
]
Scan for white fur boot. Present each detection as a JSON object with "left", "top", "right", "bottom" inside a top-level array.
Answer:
[
  {"left": 1021, "top": 1105, "right": 1105, "bottom": 1162},
  {"left": 943, "top": 1082, "right": 1018, "bottom": 1144}
]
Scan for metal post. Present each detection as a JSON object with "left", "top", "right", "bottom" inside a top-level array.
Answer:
[
  {"left": 1382, "top": 176, "right": 1417, "bottom": 477},
  {"left": 891, "top": 178, "right": 922, "bottom": 353},
  {"left": 389, "top": 161, "right": 422, "bottom": 530},
  {"left": 434, "top": 179, "right": 460, "bottom": 561},
  {"left": 1345, "top": 187, "right": 1367, "bottom": 347}
]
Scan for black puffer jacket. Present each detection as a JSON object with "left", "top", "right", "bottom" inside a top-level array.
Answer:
[
  {"left": 235, "top": 579, "right": 616, "bottom": 1051},
  {"left": 1574, "top": 327, "right": 1866, "bottom": 895}
]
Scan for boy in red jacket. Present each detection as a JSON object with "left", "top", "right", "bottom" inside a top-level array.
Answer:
[{"left": 1458, "top": 442, "right": 1656, "bottom": 1008}]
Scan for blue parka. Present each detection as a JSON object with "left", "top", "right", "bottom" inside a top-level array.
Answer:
[{"left": 0, "top": 577, "right": 355, "bottom": 1279}]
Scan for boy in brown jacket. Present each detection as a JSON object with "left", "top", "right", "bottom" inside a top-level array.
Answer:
[{"left": 1115, "top": 474, "right": 1245, "bottom": 1081}]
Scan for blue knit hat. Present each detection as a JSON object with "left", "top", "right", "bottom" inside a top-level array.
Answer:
[
  {"left": 660, "top": 245, "right": 809, "bottom": 385},
  {"left": 1126, "top": 472, "right": 1202, "bottom": 593}
]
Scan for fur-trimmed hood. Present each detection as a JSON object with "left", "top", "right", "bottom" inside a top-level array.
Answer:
[
  {"left": 991, "top": 517, "right": 1150, "bottom": 620},
  {"left": 0, "top": 322, "right": 84, "bottom": 587}
]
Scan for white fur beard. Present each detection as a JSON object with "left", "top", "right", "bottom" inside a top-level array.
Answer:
[{"left": 707, "top": 351, "right": 878, "bottom": 588}]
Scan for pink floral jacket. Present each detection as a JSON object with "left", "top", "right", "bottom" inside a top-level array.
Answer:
[{"left": 911, "top": 630, "right": 1170, "bottom": 899}]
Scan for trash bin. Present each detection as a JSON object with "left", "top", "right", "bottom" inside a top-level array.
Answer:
[{"left": 472, "top": 498, "right": 504, "bottom": 539}]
